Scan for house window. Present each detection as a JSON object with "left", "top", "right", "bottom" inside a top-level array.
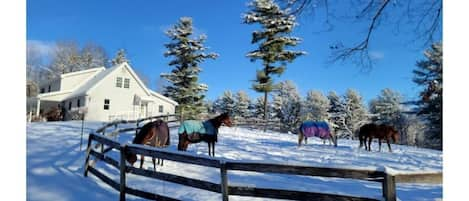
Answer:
[
  {"left": 159, "top": 105, "right": 164, "bottom": 113},
  {"left": 116, "top": 77, "right": 122, "bottom": 88},
  {"left": 124, "top": 78, "right": 130, "bottom": 88},
  {"left": 68, "top": 101, "right": 72, "bottom": 110},
  {"left": 104, "top": 99, "right": 110, "bottom": 110},
  {"left": 77, "top": 99, "right": 81, "bottom": 107}
]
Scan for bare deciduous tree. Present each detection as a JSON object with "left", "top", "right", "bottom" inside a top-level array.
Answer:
[{"left": 280, "top": 0, "right": 442, "bottom": 70}]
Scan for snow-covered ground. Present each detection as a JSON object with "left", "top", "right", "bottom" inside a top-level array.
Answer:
[{"left": 27, "top": 121, "right": 442, "bottom": 201}]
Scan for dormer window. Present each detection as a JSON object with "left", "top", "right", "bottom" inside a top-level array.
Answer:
[
  {"left": 124, "top": 78, "right": 130, "bottom": 88},
  {"left": 116, "top": 77, "right": 122, "bottom": 88}
]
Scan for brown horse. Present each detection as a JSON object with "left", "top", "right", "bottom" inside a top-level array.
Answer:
[
  {"left": 358, "top": 123, "right": 399, "bottom": 152},
  {"left": 126, "top": 119, "right": 170, "bottom": 170},
  {"left": 177, "top": 113, "right": 233, "bottom": 157}
]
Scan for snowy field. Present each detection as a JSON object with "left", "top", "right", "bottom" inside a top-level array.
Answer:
[{"left": 27, "top": 121, "right": 442, "bottom": 201}]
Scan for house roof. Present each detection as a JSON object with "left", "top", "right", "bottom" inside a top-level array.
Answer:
[
  {"left": 149, "top": 90, "right": 179, "bottom": 106},
  {"left": 37, "top": 90, "right": 73, "bottom": 102},
  {"left": 38, "top": 67, "right": 105, "bottom": 87},
  {"left": 37, "top": 62, "right": 178, "bottom": 106}
]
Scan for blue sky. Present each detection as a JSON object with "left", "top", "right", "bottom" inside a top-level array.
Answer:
[{"left": 27, "top": 0, "right": 442, "bottom": 104}]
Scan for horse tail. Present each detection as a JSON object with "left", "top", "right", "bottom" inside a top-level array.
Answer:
[
  {"left": 357, "top": 125, "right": 365, "bottom": 148},
  {"left": 165, "top": 121, "right": 170, "bottom": 146}
]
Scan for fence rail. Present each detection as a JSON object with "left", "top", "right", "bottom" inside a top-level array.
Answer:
[{"left": 84, "top": 117, "right": 442, "bottom": 201}]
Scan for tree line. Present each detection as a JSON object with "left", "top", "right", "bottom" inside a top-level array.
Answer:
[{"left": 27, "top": 0, "right": 442, "bottom": 150}]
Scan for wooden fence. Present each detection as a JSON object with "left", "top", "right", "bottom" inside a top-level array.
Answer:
[{"left": 84, "top": 116, "right": 442, "bottom": 201}]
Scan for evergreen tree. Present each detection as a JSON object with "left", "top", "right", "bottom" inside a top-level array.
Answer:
[
  {"left": 272, "top": 80, "right": 302, "bottom": 132},
  {"left": 220, "top": 91, "right": 236, "bottom": 115},
  {"left": 161, "top": 17, "right": 218, "bottom": 120},
  {"left": 327, "top": 91, "right": 347, "bottom": 136},
  {"left": 204, "top": 100, "right": 215, "bottom": 114},
  {"left": 111, "top": 49, "right": 130, "bottom": 66},
  {"left": 244, "top": 0, "right": 306, "bottom": 124},
  {"left": 253, "top": 96, "right": 267, "bottom": 120},
  {"left": 302, "top": 90, "right": 329, "bottom": 121},
  {"left": 369, "top": 88, "right": 403, "bottom": 125},
  {"left": 343, "top": 89, "right": 368, "bottom": 139},
  {"left": 235, "top": 91, "right": 252, "bottom": 119},
  {"left": 212, "top": 97, "right": 224, "bottom": 114},
  {"left": 413, "top": 42, "right": 442, "bottom": 149}
]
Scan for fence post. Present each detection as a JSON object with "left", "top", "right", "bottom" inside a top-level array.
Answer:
[
  {"left": 120, "top": 145, "right": 127, "bottom": 201},
  {"left": 220, "top": 160, "right": 229, "bottom": 201},
  {"left": 383, "top": 172, "right": 396, "bottom": 201},
  {"left": 83, "top": 134, "right": 93, "bottom": 177}
]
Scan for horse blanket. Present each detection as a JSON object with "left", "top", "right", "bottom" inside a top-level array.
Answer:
[
  {"left": 300, "top": 121, "right": 331, "bottom": 139},
  {"left": 178, "top": 120, "right": 217, "bottom": 136}
]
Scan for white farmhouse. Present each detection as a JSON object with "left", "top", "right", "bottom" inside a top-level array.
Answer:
[{"left": 27, "top": 62, "right": 178, "bottom": 121}]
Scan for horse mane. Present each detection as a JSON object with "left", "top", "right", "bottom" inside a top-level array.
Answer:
[{"left": 209, "top": 112, "right": 229, "bottom": 129}]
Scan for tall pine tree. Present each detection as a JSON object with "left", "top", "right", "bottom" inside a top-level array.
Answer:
[
  {"left": 413, "top": 42, "right": 442, "bottom": 149},
  {"left": 244, "top": 0, "right": 306, "bottom": 124},
  {"left": 161, "top": 17, "right": 218, "bottom": 120}
]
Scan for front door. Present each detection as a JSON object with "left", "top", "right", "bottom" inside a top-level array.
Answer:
[{"left": 140, "top": 103, "right": 148, "bottom": 118}]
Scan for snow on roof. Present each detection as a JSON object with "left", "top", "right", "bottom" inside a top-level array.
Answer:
[
  {"left": 37, "top": 90, "right": 73, "bottom": 101},
  {"left": 37, "top": 62, "right": 178, "bottom": 106},
  {"left": 149, "top": 90, "right": 178, "bottom": 106}
]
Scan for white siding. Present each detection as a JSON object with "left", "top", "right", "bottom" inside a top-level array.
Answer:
[
  {"left": 60, "top": 69, "right": 103, "bottom": 91},
  {"left": 85, "top": 66, "right": 159, "bottom": 121}
]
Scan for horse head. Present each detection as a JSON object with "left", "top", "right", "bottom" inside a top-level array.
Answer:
[
  {"left": 219, "top": 112, "right": 233, "bottom": 127},
  {"left": 126, "top": 153, "right": 138, "bottom": 165}
]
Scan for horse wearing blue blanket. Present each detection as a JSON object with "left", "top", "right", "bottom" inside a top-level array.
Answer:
[
  {"left": 298, "top": 121, "right": 337, "bottom": 147},
  {"left": 178, "top": 113, "right": 233, "bottom": 156}
]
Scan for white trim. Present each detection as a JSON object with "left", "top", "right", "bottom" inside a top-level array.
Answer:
[
  {"left": 149, "top": 90, "right": 178, "bottom": 106},
  {"left": 37, "top": 90, "right": 73, "bottom": 101},
  {"left": 60, "top": 67, "right": 105, "bottom": 78}
]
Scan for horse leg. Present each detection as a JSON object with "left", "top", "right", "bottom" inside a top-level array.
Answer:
[
  {"left": 359, "top": 135, "right": 363, "bottom": 148},
  {"left": 212, "top": 143, "right": 215, "bottom": 157},
  {"left": 152, "top": 158, "right": 156, "bottom": 171},
  {"left": 378, "top": 139, "right": 382, "bottom": 152},
  {"left": 298, "top": 131, "right": 303, "bottom": 147},
  {"left": 140, "top": 155, "right": 144, "bottom": 169},
  {"left": 387, "top": 138, "right": 393, "bottom": 153},
  {"left": 367, "top": 137, "right": 372, "bottom": 151},
  {"left": 305, "top": 137, "right": 308, "bottom": 144}
]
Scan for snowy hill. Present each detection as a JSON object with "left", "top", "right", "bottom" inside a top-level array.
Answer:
[{"left": 27, "top": 121, "right": 442, "bottom": 201}]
